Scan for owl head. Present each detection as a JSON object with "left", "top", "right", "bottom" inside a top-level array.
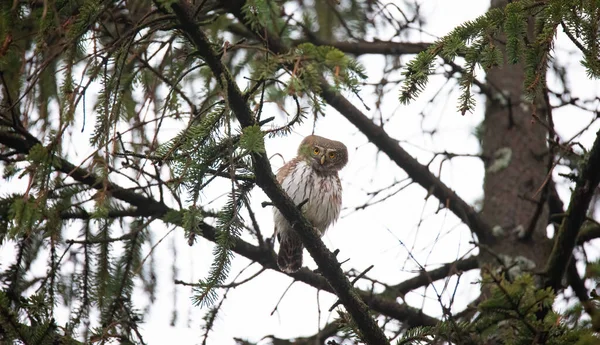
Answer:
[{"left": 298, "top": 135, "right": 348, "bottom": 174}]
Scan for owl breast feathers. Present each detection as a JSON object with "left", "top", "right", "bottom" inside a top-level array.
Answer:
[{"left": 273, "top": 135, "right": 347, "bottom": 273}]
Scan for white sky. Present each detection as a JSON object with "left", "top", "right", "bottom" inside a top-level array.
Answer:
[{"left": 1, "top": 1, "right": 599, "bottom": 344}]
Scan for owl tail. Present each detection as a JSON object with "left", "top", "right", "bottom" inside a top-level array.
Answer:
[{"left": 277, "top": 232, "right": 303, "bottom": 273}]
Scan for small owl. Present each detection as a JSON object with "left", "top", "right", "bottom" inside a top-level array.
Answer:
[{"left": 273, "top": 135, "right": 348, "bottom": 273}]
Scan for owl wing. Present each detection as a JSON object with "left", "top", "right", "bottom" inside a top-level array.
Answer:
[
  {"left": 274, "top": 157, "right": 307, "bottom": 273},
  {"left": 273, "top": 157, "right": 300, "bottom": 239},
  {"left": 331, "top": 173, "right": 343, "bottom": 223},
  {"left": 275, "top": 157, "right": 301, "bottom": 185}
]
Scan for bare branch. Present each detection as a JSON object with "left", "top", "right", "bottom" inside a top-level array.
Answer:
[
  {"left": 259, "top": 321, "right": 341, "bottom": 345},
  {"left": 576, "top": 223, "right": 600, "bottom": 245},
  {"left": 387, "top": 256, "right": 480, "bottom": 297},
  {"left": 543, "top": 131, "right": 600, "bottom": 292},
  {"left": 320, "top": 84, "right": 496, "bottom": 245}
]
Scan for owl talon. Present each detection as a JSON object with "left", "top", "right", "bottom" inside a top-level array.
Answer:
[
  {"left": 297, "top": 198, "right": 309, "bottom": 209},
  {"left": 266, "top": 236, "right": 275, "bottom": 249}
]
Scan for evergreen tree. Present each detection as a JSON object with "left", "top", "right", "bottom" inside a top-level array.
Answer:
[{"left": 0, "top": 0, "right": 599, "bottom": 344}]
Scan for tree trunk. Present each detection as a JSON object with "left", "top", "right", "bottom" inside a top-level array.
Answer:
[{"left": 481, "top": 0, "right": 552, "bottom": 278}]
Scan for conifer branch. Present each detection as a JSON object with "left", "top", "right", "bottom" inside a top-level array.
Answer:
[
  {"left": 163, "top": 1, "right": 392, "bottom": 343},
  {"left": 297, "top": 34, "right": 497, "bottom": 102},
  {"left": 543, "top": 130, "right": 600, "bottom": 292},
  {"left": 297, "top": 37, "right": 432, "bottom": 56},
  {"left": 0, "top": 299, "right": 76, "bottom": 345},
  {"left": 226, "top": 19, "right": 433, "bottom": 57}
]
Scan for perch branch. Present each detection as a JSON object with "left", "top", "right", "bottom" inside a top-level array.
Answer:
[{"left": 156, "top": 1, "right": 392, "bottom": 343}]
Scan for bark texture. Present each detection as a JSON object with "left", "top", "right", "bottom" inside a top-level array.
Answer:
[{"left": 481, "top": 0, "right": 552, "bottom": 273}]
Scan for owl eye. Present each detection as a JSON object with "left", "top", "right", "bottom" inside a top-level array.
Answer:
[
  {"left": 329, "top": 152, "right": 336, "bottom": 159},
  {"left": 313, "top": 147, "right": 320, "bottom": 154}
]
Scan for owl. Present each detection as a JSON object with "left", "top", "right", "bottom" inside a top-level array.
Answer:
[{"left": 273, "top": 135, "right": 348, "bottom": 273}]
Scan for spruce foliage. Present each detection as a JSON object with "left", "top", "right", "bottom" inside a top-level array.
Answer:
[{"left": 400, "top": 0, "right": 600, "bottom": 114}]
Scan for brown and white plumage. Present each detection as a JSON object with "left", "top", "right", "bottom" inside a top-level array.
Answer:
[{"left": 274, "top": 135, "right": 348, "bottom": 273}]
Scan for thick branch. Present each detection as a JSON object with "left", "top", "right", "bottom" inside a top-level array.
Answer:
[
  {"left": 0, "top": 131, "right": 170, "bottom": 215},
  {"left": 547, "top": 178, "right": 597, "bottom": 314},
  {"left": 387, "top": 256, "right": 480, "bottom": 297},
  {"left": 544, "top": 130, "right": 600, "bottom": 292},
  {"left": 160, "top": 2, "right": 392, "bottom": 343},
  {"left": 227, "top": 20, "right": 432, "bottom": 57},
  {"left": 576, "top": 223, "right": 600, "bottom": 245},
  {"left": 320, "top": 85, "right": 496, "bottom": 245},
  {"left": 298, "top": 36, "right": 432, "bottom": 56},
  {"left": 60, "top": 208, "right": 149, "bottom": 219},
  {"left": 566, "top": 260, "right": 589, "bottom": 305},
  {"left": 257, "top": 321, "right": 340, "bottom": 345}
]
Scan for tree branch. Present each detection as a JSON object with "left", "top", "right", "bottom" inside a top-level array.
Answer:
[
  {"left": 60, "top": 208, "right": 151, "bottom": 220},
  {"left": 544, "top": 130, "right": 600, "bottom": 292},
  {"left": 387, "top": 256, "right": 480, "bottom": 297},
  {"left": 320, "top": 85, "right": 496, "bottom": 245},
  {"left": 297, "top": 36, "right": 432, "bottom": 56},
  {"left": 256, "top": 321, "right": 341, "bottom": 345},
  {"left": 0, "top": 301, "right": 78, "bottom": 345},
  {"left": 547, "top": 177, "right": 597, "bottom": 317},
  {"left": 576, "top": 222, "right": 600, "bottom": 245}
]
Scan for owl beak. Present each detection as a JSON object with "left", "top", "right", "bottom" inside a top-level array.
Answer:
[{"left": 320, "top": 155, "right": 326, "bottom": 165}]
